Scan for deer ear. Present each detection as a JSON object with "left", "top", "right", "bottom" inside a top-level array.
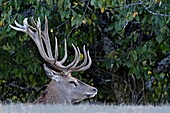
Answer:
[{"left": 43, "top": 64, "right": 60, "bottom": 81}]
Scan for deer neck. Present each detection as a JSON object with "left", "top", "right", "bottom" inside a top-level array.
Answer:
[{"left": 33, "top": 80, "right": 71, "bottom": 104}]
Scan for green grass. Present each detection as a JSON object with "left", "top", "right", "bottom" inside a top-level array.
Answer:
[{"left": 0, "top": 104, "right": 170, "bottom": 113}]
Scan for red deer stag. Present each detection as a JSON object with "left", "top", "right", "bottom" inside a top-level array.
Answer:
[{"left": 10, "top": 16, "right": 97, "bottom": 104}]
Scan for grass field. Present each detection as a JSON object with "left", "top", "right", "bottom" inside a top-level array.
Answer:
[{"left": 0, "top": 104, "right": 170, "bottom": 113}]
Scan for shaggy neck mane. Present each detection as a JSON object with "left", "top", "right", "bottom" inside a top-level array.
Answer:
[{"left": 33, "top": 80, "right": 71, "bottom": 104}]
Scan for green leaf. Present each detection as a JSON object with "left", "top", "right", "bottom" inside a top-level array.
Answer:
[
  {"left": 124, "top": 61, "right": 131, "bottom": 68},
  {"left": 92, "top": 13, "right": 97, "bottom": 20},
  {"left": 133, "top": 32, "right": 138, "bottom": 42},
  {"left": 108, "top": 23, "right": 114, "bottom": 31},
  {"left": 58, "top": 0, "right": 63, "bottom": 9},
  {"left": 98, "top": 0, "right": 102, "bottom": 8},
  {"left": 129, "top": 14, "right": 133, "bottom": 21},
  {"left": 91, "top": 0, "right": 95, "bottom": 6},
  {"left": 142, "top": 45, "right": 147, "bottom": 52},
  {"left": 136, "top": 73, "right": 141, "bottom": 79},
  {"left": 156, "top": 36, "right": 163, "bottom": 43},
  {"left": 136, "top": 15, "right": 139, "bottom": 22},
  {"left": 132, "top": 51, "right": 137, "bottom": 61}
]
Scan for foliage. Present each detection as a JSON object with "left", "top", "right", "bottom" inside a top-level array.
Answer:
[{"left": 0, "top": 0, "right": 170, "bottom": 104}]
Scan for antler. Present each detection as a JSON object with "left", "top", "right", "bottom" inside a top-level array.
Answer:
[{"left": 10, "top": 16, "right": 92, "bottom": 75}]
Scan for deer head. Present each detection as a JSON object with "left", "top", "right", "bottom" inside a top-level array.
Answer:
[{"left": 10, "top": 16, "right": 97, "bottom": 104}]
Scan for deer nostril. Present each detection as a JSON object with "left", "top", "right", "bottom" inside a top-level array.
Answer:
[{"left": 92, "top": 88, "right": 98, "bottom": 93}]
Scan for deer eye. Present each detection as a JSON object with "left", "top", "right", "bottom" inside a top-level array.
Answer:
[{"left": 69, "top": 81, "right": 77, "bottom": 87}]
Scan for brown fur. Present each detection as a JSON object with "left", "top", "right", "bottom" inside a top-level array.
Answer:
[{"left": 33, "top": 80, "right": 71, "bottom": 104}]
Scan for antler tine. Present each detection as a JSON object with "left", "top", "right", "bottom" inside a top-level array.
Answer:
[
  {"left": 41, "top": 16, "right": 53, "bottom": 59},
  {"left": 10, "top": 19, "right": 27, "bottom": 32},
  {"left": 76, "top": 50, "right": 92, "bottom": 71},
  {"left": 70, "top": 45, "right": 87, "bottom": 70},
  {"left": 70, "top": 48, "right": 92, "bottom": 72},
  {"left": 72, "top": 47, "right": 81, "bottom": 67},
  {"left": 14, "top": 20, "right": 25, "bottom": 28},
  {"left": 54, "top": 37, "right": 59, "bottom": 60},
  {"left": 57, "top": 44, "right": 79, "bottom": 69},
  {"left": 59, "top": 39, "right": 68, "bottom": 64},
  {"left": 31, "top": 17, "right": 37, "bottom": 27},
  {"left": 37, "top": 17, "right": 42, "bottom": 40},
  {"left": 54, "top": 38, "right": 68, "bottom": 64},
  {"left": 25, "top": 17, "right": 36, "bottom": 31},
  {"left": 32, "top": 18, "right": 54, "bottom": 63}
]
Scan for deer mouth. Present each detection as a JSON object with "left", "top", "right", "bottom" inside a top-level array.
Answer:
[
  {"left": 86, "top": 91, "right": 97, "bottom": 98},
  {"left": 72, "top": 92, "right": 97, "bottom": 103},
  {"left": 72, "top": 99, "right": 81, "bottom": 103},
  {"left": 86, "top": 93, "right": 97, "bottom": 98},
  {"left": 86, "top": 88, "right": 98, "bottom": 98}
]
